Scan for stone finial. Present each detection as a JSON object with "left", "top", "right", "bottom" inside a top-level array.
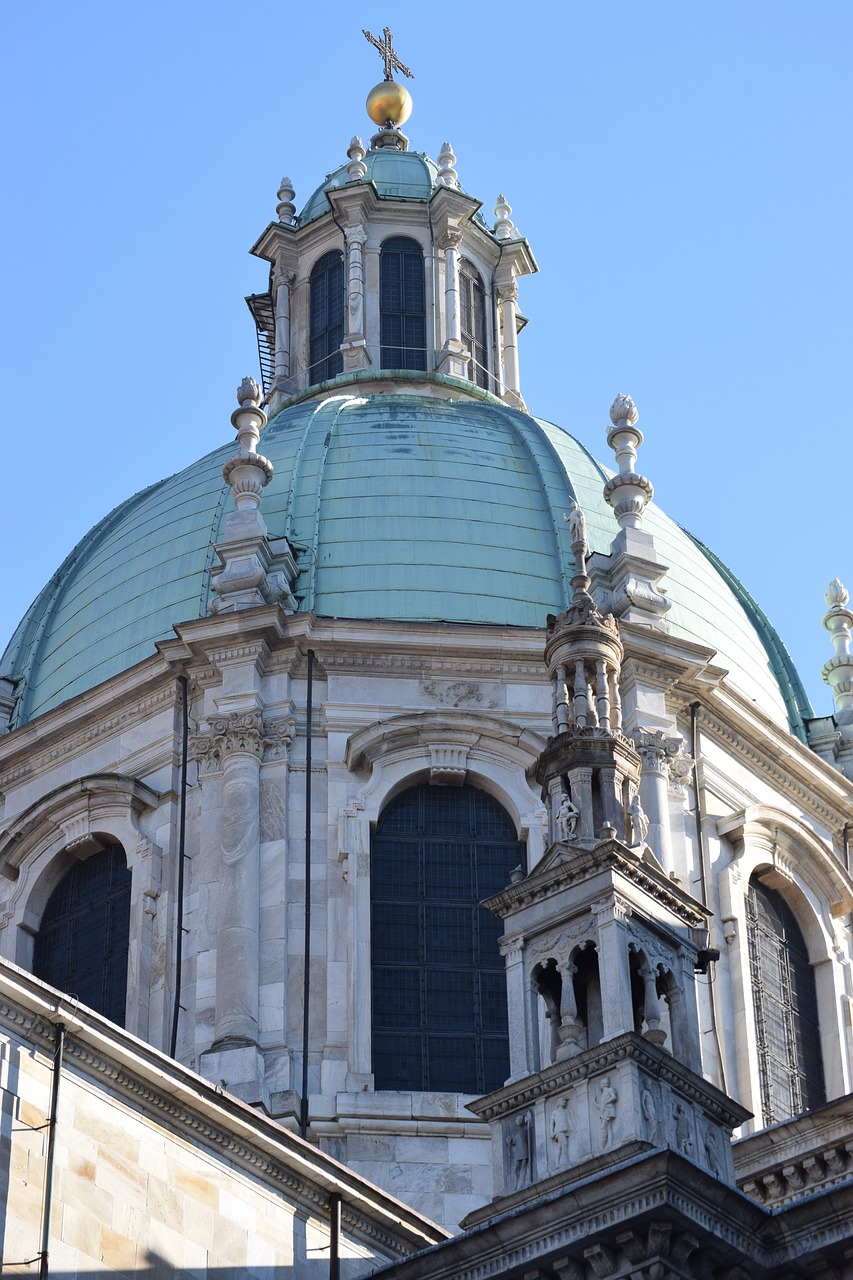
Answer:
[
  {"left": 609, "top": 393, "right": 639, "bottom": 428},
  {"left": 347, "top": 136, "right": 367, "bottom": 182},
  {"left": 826, "top": 578, "right": 850, "bottom": 610},
  {"left": 236, "top": 376, "right": 262, "bottom": 408},
  {"left": 822, "top": 578, "right": 853, "bottom": 742},
  {"left": 225, "top": 377, "right": 272, "bottom": 511},
  {"left": 603, "top": 393, "right": 653, "bottom": 530},
  {"left": 276, "top": 177, "right": 296, "bottom": 223},
  {"left": 494, "top": 194, "right": 517, "bottom": 241},
  {"left": 437, "top": 141, "right": 458, "bottom": 187}
]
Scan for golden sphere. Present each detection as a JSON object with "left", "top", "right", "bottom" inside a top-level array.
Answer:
[{"left": 366, "top": 80, "right": 413, "bottom": 127}]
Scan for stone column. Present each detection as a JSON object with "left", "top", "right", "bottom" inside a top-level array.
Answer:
[
  {"left": 436, "top": 229, "right": 469, "bottom": 379},
  {"left": 501, "top": 937, "right": 529, "bottom": 1080},
  {"left": 273, "top": 267, "right": 293, "bottom": 388},
  {"left": 444, "top": 231, "right": 461, "bottom": 344},
  {"left": 636, "top": 730, "right": 675, "bottom": 874},
  {"left": 212, "top": 712, "right": 264, "bottom": 1047},
  {"left": 498, "top": 281, "right": 521, "bottom": 405},
  {"left": 364, "top": 241, "right": 381, "bottom": 367},
  {"left": 592, "top": 897, "right": 633, "bottom": 1040},
  {"left": 342, "top": 226, "right": 368, "bottom": 371}
]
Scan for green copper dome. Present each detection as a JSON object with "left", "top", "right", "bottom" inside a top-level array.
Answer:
[
  {"left": 299, "top": 150, "right": 459, "bottom": 226},
  {"left": 1, "top": 392, "right": 811, "bottom": 733}
]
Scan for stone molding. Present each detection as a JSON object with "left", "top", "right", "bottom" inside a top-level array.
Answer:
[
  {"left": 0, "top": 774, "right": 161, "bottom": 878},
  {"left": 0, "top": 963, "right": 446, "bottom": 1258}
]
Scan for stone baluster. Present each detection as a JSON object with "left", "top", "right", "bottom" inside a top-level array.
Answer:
[
  {"left": 641, "top": 962, "right": 666, "bottom": 1047},
  {"left": 555, "top": 665, "right": 570, "bottom": 731},
  {"left": 573, "top": 658, "right": 589, "bottom": 726},
  {"left": 595, "top": 658, "right": 610, "bottom": 730},
  {"left": 556, "top": 960, "right": 584, "bottom": 1058},
  {"left": 609, "top": 667, "right": 623, "bottom": 733}
]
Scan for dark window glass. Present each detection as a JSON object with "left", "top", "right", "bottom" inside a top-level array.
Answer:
[
  {"left": 309, "top": 250, "right": 344, "bottom": 383},
  {"left": 33, "top": 844, "right": 131, "bottom": 1026},
  {"left": 371, "top": 783, "right": 523, "bottom": 1093},
  {"left": 746, "top": 877, "right": 826, "bottom": 1124},
  {"left": 380, "top": 236, "right": 427, "bottom": 370},
  {"left": 459, "top": 259, "right": 488, "bottom": 389}
]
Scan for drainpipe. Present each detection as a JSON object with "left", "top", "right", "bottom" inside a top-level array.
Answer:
[
  {"left": 39, "top": 1022, "right": 65, "bottom": 1279},
  {"left": 170, "top": 674, "right": 190, "bottom": 1059},
  {"left": 690, "top": 702, "right": 728, "bottom": 1093},
  {"left": 300, "top": 650, "right": 315, "bottom": 1140},
  {"left": 329, "top": 1192, "right": 341, "bottom": 1280}
]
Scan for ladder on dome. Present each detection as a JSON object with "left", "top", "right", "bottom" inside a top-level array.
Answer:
[{"left": 245, "top": 292, "right": 276, "bottom": 402}]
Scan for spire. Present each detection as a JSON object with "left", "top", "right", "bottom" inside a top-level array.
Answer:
[
  {"left": 603, "top": 394, "right": 652, "bottom": 530},
  {"left": 276, "top": 177, "right": 296, "bottom": 224},
  {"left": 822, "top": 579, "right": 853, "bottom": 745},
  {"left": 209, "top": 379, "right": 297, "bottom": 615},
  {"left": 591, "top": 394, "right": 670, "bottom": 628}
]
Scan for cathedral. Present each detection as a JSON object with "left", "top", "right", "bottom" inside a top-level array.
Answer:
[{"left": 1, "top": 30, "right": 852, "bottom": 1279}]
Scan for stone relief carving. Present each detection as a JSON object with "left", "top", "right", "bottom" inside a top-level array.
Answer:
[
  {"left": 597, "top": 1077, "right": 618, "bottom": 1150},
  {"left": 674, "top": 1103, "right": 693, "bottom": 1156},
  {"left": 641, "top": 1088, "right": 657, "bottom": 1143},
  {"left": 550, "top": 1097, "right": 574, "bottom": 1166},
  {"left": 420, "top": 679, "right": 502, "bottom": 708},
  {"left": 505, "top": 1111, "right": 533, "bottom": 1189}
]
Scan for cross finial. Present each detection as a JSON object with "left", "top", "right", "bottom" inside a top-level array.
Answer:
[{"left": 362, "top": 26, "right": 413, "bottom": 81}]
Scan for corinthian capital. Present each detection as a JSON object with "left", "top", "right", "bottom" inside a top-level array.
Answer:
[{"left": 191, "top": 712, "right": 266, "bottom": 773}]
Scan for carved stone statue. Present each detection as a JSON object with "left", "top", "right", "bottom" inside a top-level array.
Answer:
[
  {"left": 565, "top": 501, "right": 587, "bottom": 546},
  {"left": 597, "top": 1077, "right": 618, "bottom": 1150},
  {"left": 507, "top": 1111, "right": 532, "bottom": 1189},
  {"left": 641, "top": 1088, "right": 657, "bottom": 1143},
  {"left": 556, "top": 791, "right": 580, "bottom": 843},
  {"left": 550, "top": 1098, "right": 574, "bottom": 1165},
  {"left": 627, "top": 791, "right": 649, "bottom": 847}
]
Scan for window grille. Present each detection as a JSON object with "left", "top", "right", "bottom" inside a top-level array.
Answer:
[
  {"left": 309, "top": 250, "right": 345, "bottom": 383},
  {"left": 33, "top": 844, "right": 131, "bottom": 1026},
  {"left": 459, "top": 259, "right": 488, "bottom": 389},
  {"left": 746, "top": 877, "right": 825, "bottom": 1125},
  {"left": 380, "top": 236, "right": 427, "bottom": 371},
  {"left": 371, "top": 783, "right": 523, "bottom": 1093}
]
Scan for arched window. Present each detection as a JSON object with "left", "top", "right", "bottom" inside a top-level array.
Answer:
[
  {"left": 459, "top": 259, "right": 488, "bottom": 389},
  {"left": 309, "top": 250, "right": 344, "bottom": 383},
  {"left": 380, "top": 236, "right": 427, "bottom": 371},
  {"left": 371, "top": 783, "right": 524, "bottom": 1093},
  {"left": 746, "top": 877, "right": 826, "bottom": 1124},
  {"left": 32, "top": 843, "right": 131, "bottom": 1026}
]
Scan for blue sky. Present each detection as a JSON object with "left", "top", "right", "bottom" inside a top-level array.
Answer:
[{"left": 1, "top": 1, "right": 850, "bottom": 716}]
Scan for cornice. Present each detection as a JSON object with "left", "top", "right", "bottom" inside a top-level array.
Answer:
[
  {"left": 0, "top": 679, "right": 177, "bottom": 791},
  {"left": 485, "top": 838, "right": 709, "bottom": 929},
  {"left": 0, "top": 962, "right": 447, "bottom": 1256}
]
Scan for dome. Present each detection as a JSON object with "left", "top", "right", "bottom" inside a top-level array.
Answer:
[
  {"left": 1, "top": 388, "right": 811, "bottom": 733},
  {"left": 298, "top": 149, "right": 457, "bottom": 226}
]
